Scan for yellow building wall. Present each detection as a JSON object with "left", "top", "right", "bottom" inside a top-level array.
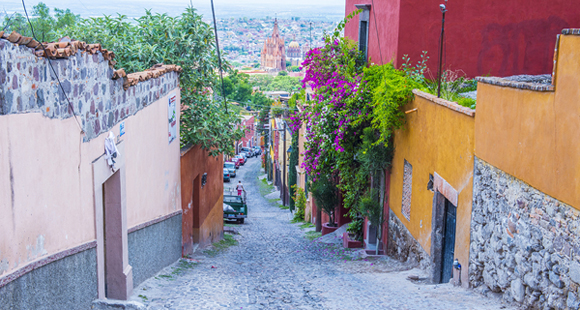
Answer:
[
  {"left": 475, "top": 34, "right": 580, "bottom": 208},
  {"left": 389, "top": 91, "right": 475, "bottom": 285}
]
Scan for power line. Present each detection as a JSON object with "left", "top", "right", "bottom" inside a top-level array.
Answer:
[
  {"left": 21, "top": 0, "right": 83, "bottom": 134},
  {"left": 2, "top": 10, "right": 17, "bottom": 32},
  {"left": 370, "top": 0, "right": 383, "bottom": 64},
  {"left": 209, "top": 0, "right": 228, "bottom": 114}
]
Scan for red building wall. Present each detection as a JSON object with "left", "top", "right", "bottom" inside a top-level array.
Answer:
[
  {"left": 345, "top": 0, "right": 578, "bottom": 77},
  {"left": 180, "top": 145, "right": 224, "bottom": 255},
  {"left": 239, "top": 116, "right": 255, "bottom": 148}
]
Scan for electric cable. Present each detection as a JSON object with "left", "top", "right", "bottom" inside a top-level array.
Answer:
[
  {"left": 370, "top": 0, "right": 383, "bottom": 64},
  {"left": 21, "top": 0, "right": 84, "bottom": 134},
  {"left": 2, "top": 10, "right": 17, "bottom": 32},
  {"left": 210, "top": 0, "right": 228, "bottom": 114}
]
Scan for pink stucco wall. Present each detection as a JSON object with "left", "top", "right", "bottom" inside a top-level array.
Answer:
[{"left": 0, "top": 89, "right": 181, "bottom": 278}]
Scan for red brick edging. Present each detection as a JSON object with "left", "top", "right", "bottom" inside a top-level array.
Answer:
[
  {"left": 127, "top": 210, "right": 183, "bottom": 234},
  {"left": 0, "top": 240, "right": 97, "bottom": 289}
]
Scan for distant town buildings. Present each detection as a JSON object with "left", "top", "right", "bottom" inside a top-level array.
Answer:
[
  {"left": 287, "top": 38, "right": 302, "bottom": 67},
  {"left": 260, "top": 18, "right": 287, "bottom": 71},
  {"left": 214, "top": 17, "right": 336, "bottom": 69}
]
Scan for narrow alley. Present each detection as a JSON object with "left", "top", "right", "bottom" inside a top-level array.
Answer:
[{"left": 128, "top": 158, "right": 515, "bottom": 310}]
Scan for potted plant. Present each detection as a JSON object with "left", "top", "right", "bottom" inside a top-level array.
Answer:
[
  {"left": 310, "top": 173, "right": 339, "bottom": 236},
  {"left": 343, "top": 218, "right": 364, "bottom": 248}
]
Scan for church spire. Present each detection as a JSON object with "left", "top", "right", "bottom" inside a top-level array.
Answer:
[{"left": 272, "top": 17, "right": 279, "bottom": 37}]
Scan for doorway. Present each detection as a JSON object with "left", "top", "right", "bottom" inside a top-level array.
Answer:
[
  {"left": 93, "top": 141, "right": 132, "bottom": 299},
  {"left": 430, "top": 191, "right": 457, "bottom": 284},
  {"left": 441, "top": 198, "right": 456, "bottom": 283},
  {"left": 102, "top": 170, "right": 126, "bottom": 298}
]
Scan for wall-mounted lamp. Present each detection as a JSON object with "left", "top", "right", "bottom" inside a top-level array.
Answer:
[
  {"left": 405, "top": 108, "right": 418, "bottom": 114},
  {"left": 201, "top": 173, "right": 208, "bottom": 188}
]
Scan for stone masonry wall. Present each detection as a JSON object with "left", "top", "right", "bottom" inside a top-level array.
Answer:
[
  {"left": 470, "top": 157, "right": 580, "bottom": 309},
  {"left": 387, "top": 209, "right": 431, "bottom": 271},
  {"left": 0, "top": 39, "right": 178, "bottom": 141}
]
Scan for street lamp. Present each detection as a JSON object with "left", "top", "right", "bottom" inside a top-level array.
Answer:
[{"left": 437, "top": 3, "right": 447, "bottom": 98}]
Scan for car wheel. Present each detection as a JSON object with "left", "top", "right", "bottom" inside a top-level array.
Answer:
[{"left": 238, "top": 218, "right": 245, "bottom": 224}]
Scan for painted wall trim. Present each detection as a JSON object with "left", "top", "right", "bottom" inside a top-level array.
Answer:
[
  {"left": 433, "top": 172, "right": 458, "bottom": 207},
  {"left": 128, "top": 210, "right": 183, "bottom": 234},
  {"left": 412, "top": 90, "right": 476, "bottom": 117},
  {"left": 0, "top": 240, "right": 97, "bottom": 289}
]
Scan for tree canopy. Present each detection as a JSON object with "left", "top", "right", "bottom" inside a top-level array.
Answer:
[{"left": 4, "top": 3, "right": 245, "bottom": 156}]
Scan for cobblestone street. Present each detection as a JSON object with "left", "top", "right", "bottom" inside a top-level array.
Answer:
[{"left": 129, "top": 158, "right": 516, "bottom": 310}]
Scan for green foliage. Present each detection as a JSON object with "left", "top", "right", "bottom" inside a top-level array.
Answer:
[
  {"left": 346, "top": 218, "right": 363, "bottom": 242},
  {"left": 288, "top": 133, "right": 299, "bottom": 211},
  {"left": 358, "top": 189, "right": 385, "bottom": 233},
  {"left": 305, "top": 231, "right": 322, "bottom": 241},
  {"left": 287, "top": 65, "right": 301, "bottom": 72},
  {"left": 278, "top": 70, "right": 288, "bottom": 76},
  {"left": 292, "top": 184, "right": 306, "bottom": 222},
  {"left": 401, "top": 51, "right": 429, "bottom": 84},
  {"left": 202, "top": 234, "right": 238, "bottom": 257},
  {"left": 249, "top": 75, "right": 301, "bottom": 93},
  {"left": 310, "top": 174, "right": 339, "bottom": 226},
  {"left": 364, "top": 63, "right": 419, "bottom": 146},
  {"left": 55, "top": 8, "right": 244, "bottom": 156},
  {"left": 2, "top": 2, "right": 80, "bottom": 42},
  {"left": 457, "top": 97, "right": 476, "bottom": 109}
]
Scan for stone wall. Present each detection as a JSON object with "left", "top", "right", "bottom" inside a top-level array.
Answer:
[
  {"left": 387, "top": 209, "right": 431, "bottom": 271},
  {"left": 470, "top": 157, "right": 580, "bottom": 309},
  {"left": 0, "top": 248, "right": 97, "bottom": 310},
  {"left": 0, "top": 39, "right": 178, "bottom": 141},
  {"left": 128, "top": 214, "right": 182, "bottom": 287}
]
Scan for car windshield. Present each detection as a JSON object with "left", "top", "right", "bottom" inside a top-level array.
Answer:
[
  {"left": 223, "top": 169, "right": 229, "bottom": 173},
  {"left": 225, "top": 163, "right": 235, "bottom": 169}
]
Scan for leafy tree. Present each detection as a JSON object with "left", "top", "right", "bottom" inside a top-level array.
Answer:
[
  {"left": 278, "top": 70, "right": 288, "bottom": 76},
  {"left": 2, "top": 2, "right": 79, "bottom": 42},
  {"left": 56, "top": 8, "right": 244, "bottom": 156},
  {"left": 310, "top": 174, "right": 339, "bottom": 228},
  {"left": 32, "top": 3, "right": 54, "bottom": 41},
  {"left": 287, "top": 65, "right": 301, "bottom": 72},
  {"left": 285, "top": 60, "right": 291, "bottom": 67}
]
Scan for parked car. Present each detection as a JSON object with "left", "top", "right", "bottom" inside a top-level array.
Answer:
[
  {"left": 223, "top": 168, "right": 231, "bottom": 182},
  {"left": 239, "top": 152, "right": 248, "bottom": 163},
  {"left": 228, "top": 159, "right": 240, "bottom": 169},
  {"left": 223, "top": 191, "right": 247, "bottom": 224},
  {"left": 252, "top": 146, "right": 262, "bottom": 155},
  {"left": 241, "top": 147, "right": 254, "bottom": 157},
  {"left": 234, "top": 155, "right": 245, "bottom": 165},
  {"left": 224, "top": 162, "right": 237, "bottom": 177}
]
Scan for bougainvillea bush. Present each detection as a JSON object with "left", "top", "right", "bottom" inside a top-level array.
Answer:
[{"left": 297, "top": 10, "right": 419, "bottom": 232}]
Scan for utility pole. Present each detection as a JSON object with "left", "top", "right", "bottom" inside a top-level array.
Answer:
[
  {"left": 309, "top": 22, "right": 313, "bottom": 50},
  {"left": 437, "top": 3, "right": 447, "bottom": 98},
  {"left": 282, "top": 120, "right": 287, "bottom": 207}
]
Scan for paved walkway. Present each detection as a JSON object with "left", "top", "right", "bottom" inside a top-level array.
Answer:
[{"left": 129, "top": 158, "right": 516, "bottom": 310}]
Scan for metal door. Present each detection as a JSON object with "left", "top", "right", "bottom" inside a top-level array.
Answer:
[{"left": 441, "top": 199, "right": 456, "bottom": 283}]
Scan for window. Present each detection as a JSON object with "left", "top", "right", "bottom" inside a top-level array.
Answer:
[
  {"left": 355, "top": 4, "right": 371, "bottom": 61},
  {"left": 402, "top": 159, "right": 413, "bottom": 220}
]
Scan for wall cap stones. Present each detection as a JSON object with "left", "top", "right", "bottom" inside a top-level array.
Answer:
[{"left": 412, "top": 89, "right": 475, "bottom": 117}]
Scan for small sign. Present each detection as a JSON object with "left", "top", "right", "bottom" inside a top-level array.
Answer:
[
  {"left": 119, "top": 122, "right": 125, "bottom": 136},
  {"left": 168, "top": 93, "right": 177, "bottom": 144}
]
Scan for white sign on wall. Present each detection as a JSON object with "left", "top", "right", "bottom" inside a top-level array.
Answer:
[{"left": 168, "top": 93, "right": 177, "bottom": 144}]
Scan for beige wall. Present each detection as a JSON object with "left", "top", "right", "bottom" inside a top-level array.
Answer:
[{"left": 0, "top": 89, "right": 181, "bottom": 278}]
